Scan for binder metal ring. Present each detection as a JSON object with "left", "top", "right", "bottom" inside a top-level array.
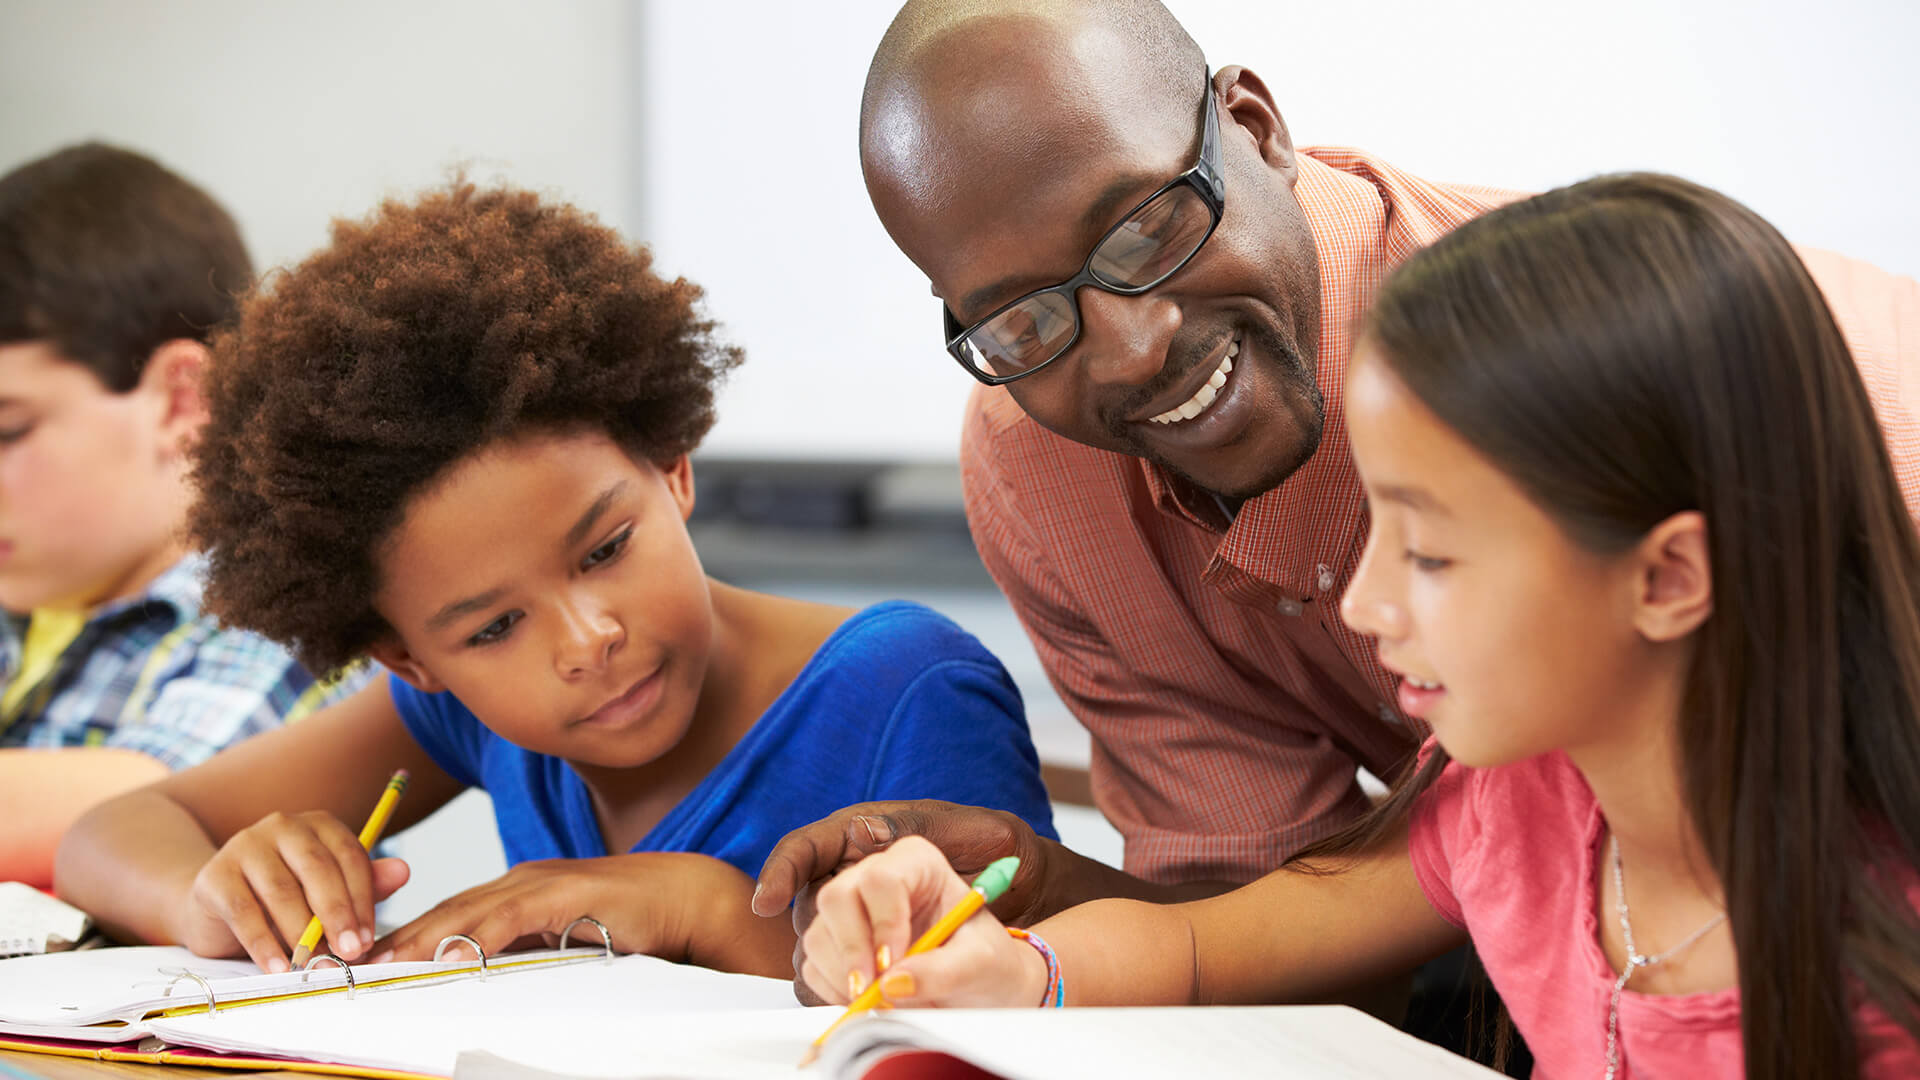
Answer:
[
  {"left": 560, "top": 915, "right": 614, "bottom": 963},
  {"left": 301, "top": 952, "right": 357, "bottom": 998},
  {"left": 161, "top": 970, "right": 217, "bottom": 1016},
  {"left": 434, "top": 933, "right": 489, "bottom": 980}
]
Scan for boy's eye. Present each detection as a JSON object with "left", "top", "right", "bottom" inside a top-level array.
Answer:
[
  {"left": 583, "top": 527, "right": 632, "bottom": 570},
  {"left": 1405, "top": 550, "right": 1452, "bottom": 573},
  {"left": 467, "top": 611, "right": 522, "bottom": 647},
  {"left": 0, "top": 424, "right": 35, "bottom": 444}
]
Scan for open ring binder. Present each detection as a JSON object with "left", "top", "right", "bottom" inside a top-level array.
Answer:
[
  {"left": 559, "top": 916, "right": 613, "bottom": 963},
  {"left": 432, "top": 934, "right": 488, "bottom": 980},
  {"left": 302, "top": 953, "right": 357, "bottom": 998},
  {"left": 159, "top": 970, "right": 215, "bottom": 1017}
]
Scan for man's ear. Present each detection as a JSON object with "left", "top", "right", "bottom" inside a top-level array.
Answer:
[
  {"left": 137, "top": 339, "right": 211, "bottom": 458},
  {"left": 1215, "top": 65, "right": 1296, "bottom": 182},
  {"left": 657, "top": 453, "right": 696, "bottom": 522},
  {"left": 368, "top": 636, "right": 447, "bottom": 694},
  {"left": 1631, "top": 511, "right": 1713, "bottom": 643}
]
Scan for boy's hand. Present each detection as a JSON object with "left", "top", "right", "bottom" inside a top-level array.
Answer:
[
  {"left": 367, "top": 853, "right": 795, "bottom": 978},
  {"left": 177, "top": 810, "right": 410, "bottom": 972},
  {"left": 801, "top": 836, "right": 1045, "bottom": 1009}
]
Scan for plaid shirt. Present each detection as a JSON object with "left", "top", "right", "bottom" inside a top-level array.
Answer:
[
  {"left": 0, "top": 553, "right": 369, "bottom": 768},
  {"left": 963, "top": 147, "right": 1920, "bottom": 885}
]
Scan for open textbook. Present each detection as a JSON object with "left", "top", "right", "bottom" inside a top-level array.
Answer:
[{"left": 0, "top": 943, "right": 1499, "bottom": 1079}]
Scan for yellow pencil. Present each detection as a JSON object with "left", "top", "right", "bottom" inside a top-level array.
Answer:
[
  {"left": 802, "top": 855, "right": 1021, "bottom": 1063},
  {"left": 288, "top": 769, "right": 410, "bottom": 969}
]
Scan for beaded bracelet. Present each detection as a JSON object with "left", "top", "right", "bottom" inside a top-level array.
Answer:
[{"left": 1006, "top": 927, "right": 1065, "bottom": 1007}]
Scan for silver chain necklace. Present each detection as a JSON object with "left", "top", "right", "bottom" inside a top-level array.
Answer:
[{"left": 1604, "top": 833, "right": 1729, "bottom": 1080}]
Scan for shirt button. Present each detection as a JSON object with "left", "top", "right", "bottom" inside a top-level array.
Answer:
[
  {"left": 1379, "top": 702, "right": 1404, "bottom": 727},
  {"left": 1316, "top": 563, "right": 1336, "bottom": 592},
  {"left": 1275, "top": 596, "right": 1304, "bottom": 617}
]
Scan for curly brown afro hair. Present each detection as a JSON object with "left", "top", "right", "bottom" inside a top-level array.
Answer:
[{"left": 190, "top": 181, "right": 742, "bottom": 675}]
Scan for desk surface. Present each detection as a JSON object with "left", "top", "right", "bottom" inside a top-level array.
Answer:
[{"left": 0, "top": 1048, "right": 301, "bottom": 1080}]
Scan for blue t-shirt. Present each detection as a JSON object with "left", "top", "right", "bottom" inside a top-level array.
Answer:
[{"left": 389, "top": 601, "right": 1058, "bottom": 876}]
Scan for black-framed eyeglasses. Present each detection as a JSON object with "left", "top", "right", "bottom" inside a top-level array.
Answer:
[{"left": 941, "top": 72, "right": 1225, "bottom": 386}]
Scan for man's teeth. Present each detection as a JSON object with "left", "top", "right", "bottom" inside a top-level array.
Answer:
[
  {"left": 1150, "top": 338, "right": 1239, "bottom": 425},
  {"left": 1405, "top": 676, "right": 1442, "bottom": 691}
]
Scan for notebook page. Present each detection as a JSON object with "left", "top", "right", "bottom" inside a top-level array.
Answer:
[
  {"left": 0, "top": 944, "right": 612, "bottom": 1039},
  {"left": 145, "top": 953, "right": 805, "bottom": 1077},
  {"left": 0, "top": 946, "right": 258, "bottom": 1031}
]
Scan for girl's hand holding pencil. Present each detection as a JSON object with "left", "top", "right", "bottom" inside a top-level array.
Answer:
[{"left": 802, "top": 836, "right": 1044, "bottom": 1009}]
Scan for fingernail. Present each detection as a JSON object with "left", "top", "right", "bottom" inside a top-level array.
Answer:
[
  {"left": 880, "top": 971, "right": 916, "bottom": 999},
  {"left": 856, "top": 815, "right": 894, "bottom": 847},
  {"left": 875, "top": 944, "right": 891, "bottom": 973},
  {"left": 267, "top": 956, "right": 288, "bottom": 974},
  {"left": 338, "top": 930, "right": 360, "bottom": 956},
  {"left": 370, "top": 949, "right": 394, "bottom": 964},
  {"left": 848, "top": 971, "right": 866, "bottom": 999},
  {"left": 750, "top": 883, "right": 767, "bottom": 914}
]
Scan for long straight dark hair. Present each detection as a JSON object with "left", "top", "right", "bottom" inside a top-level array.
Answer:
[{"left": 1315, "top": 172, "right": 1920, "bottom": 1075}]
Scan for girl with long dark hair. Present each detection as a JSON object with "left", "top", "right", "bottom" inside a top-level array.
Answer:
[{"left": 797, "top": 173, "right": 1920, "bottom": 1078}]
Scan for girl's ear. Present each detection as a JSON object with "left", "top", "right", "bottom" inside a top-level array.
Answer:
[
  {"left": 657, "top": 453, "right": 696, "bottom": 522},
  {"left": 1632, "top": 510, "right": 1713, "bottom": 643},
  {"left": 368, "top": 636, "right": 447, "bottom": 694}
]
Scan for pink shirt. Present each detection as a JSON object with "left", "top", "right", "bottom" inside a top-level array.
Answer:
[{"left": 1409, "top": 746, "right": 1920, "bottom": 1078}]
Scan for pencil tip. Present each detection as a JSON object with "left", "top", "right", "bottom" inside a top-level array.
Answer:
[
  {"left": 288, "top": 946, "right": 311, "bottom": 969},
  {"left": 797, "top": 1044, "right": 821, "bottom": 1068}
]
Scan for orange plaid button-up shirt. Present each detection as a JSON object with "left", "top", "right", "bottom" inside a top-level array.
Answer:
[{"left": 962, "top": 147, "right": 1920, "bottom": 885}]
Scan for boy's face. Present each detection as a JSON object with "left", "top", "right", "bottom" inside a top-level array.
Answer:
[
  {"left": 0, "top": 340, "right": 198, "bottom": 612},
  {"left": 370, "top": 430, "right": 715, "bottom": 771}
]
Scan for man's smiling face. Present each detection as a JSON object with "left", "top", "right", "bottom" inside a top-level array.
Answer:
[{"left": 863, "top": 15, "right": 1326, "bottom": 499}]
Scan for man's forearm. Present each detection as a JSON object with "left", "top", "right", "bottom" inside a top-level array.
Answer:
[
  {"left": 1027, "top": 835, "right": 1237, "bottom": 921},
  {"left": 0, "top": 747, "right": 167, "bottom": 888}
]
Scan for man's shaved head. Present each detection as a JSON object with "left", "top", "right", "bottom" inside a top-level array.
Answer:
[
  {"left": 862, "top": 0, "right": 1205, "bottom": 156},
  {"left": 860, "top": 0, "right": 1328, "bottom": 500}
]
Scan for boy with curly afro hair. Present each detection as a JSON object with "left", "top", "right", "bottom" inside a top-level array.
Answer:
[{"left": 58, "top": 181, "right": 1056, "bottom": 979}]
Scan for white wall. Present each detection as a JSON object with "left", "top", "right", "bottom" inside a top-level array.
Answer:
[
  {"left": 0, "top": 1, "right": 637, "bottom": 277},
  {"left": 4, "top": 0, "right": 1914, "bottom": 462},
  {"left": 639, "top": 0, "right": 1919, "bottom": 460}
]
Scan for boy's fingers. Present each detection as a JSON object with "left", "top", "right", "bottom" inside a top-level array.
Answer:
[
  {"left": 370, "top": 856, "right": 411, "bottom": 902},
  {"left": 274, "top": 829, "right": 363, "bottom": 958},
  {"left": 314, "top": 829, "right": 378, "bottom": 956},
  {"left": 202, "top": 864, "right": 291, "bottom": 973},
  {"left": 376, "top": 882, "right": 502, "bottom": 962},
  {"left": 239, "top": 851, "right": 318, "bottom": 958}
]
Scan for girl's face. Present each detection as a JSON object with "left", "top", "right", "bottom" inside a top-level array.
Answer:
[
  {"left": 1339, "top": 343, "right": 1661, "bottom": 769},
  {"left": 370, "top": 430, "right": 713, "bottom": 770}
]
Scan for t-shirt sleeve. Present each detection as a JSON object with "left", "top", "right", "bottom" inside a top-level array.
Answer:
[
  {"left": 865, "top": 654, "right": 1059, "bottom": 843},
  {"left": 386, "top": 671, "right": 486, "bottom": 789},
  {"left": 1407, "top": 739, "right": 1473, "bottom": 929}
]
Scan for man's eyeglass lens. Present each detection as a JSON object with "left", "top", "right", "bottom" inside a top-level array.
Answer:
[{"left": 960, "top": 184, "right": 1215, "bottom": 378}]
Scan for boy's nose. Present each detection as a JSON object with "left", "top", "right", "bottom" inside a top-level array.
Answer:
[{"left": 555, "top": 602, "right": 624, "bottom": 679}]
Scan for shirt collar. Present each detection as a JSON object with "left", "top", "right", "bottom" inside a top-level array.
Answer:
[
  {"left": 93, "top": 550, "right": 208, "bottom": 628},
  {"left": 0, "top": 552, "right": 205, "bottom": 678},
  {"left": 1138, "top": 149, "right": 1392, "bottom": 594}
]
